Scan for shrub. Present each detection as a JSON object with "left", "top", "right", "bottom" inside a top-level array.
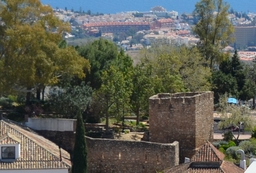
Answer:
[
  {"left": 212, "top": 141, "right": 221, "bottom": 148},
  {"left": 226, "top": 146, "right": 241, "bottom": 160},
  {"left": 223, "top": 131, "right": 234, "bottom": 141},
  {"left": 219, "top": 147, "right": 225, "bottom": 153},
  {"left": 7, "top": 112, "right": 24, "bottom": 122},
  {"left": 7, "top": 95, "right": 17, "bottom": 102},
  {"left": 251, "top": 127, "right": 256, "bottom": 138},
  {"left": 141, "top": 114, "right": 148, "bottom": 121},
  {"left": 218, "top": 140, "right": 236, "bottom": 151},
  {"left": 239, "top": 140, "right": 255, "bottom": 154},
  {"left": 0, "top": 97, "right": 13, "bottom": 109},
  {"left": 228, "top": 141, "right": 236, "bottom": 147}
]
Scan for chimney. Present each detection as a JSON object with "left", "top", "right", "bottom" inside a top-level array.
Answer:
[
  {"left": 184, "top": 157, "right": 190, "bottom": 163},
  {"left": 237, "top": 149, "right": 247, "bottom": 170}
]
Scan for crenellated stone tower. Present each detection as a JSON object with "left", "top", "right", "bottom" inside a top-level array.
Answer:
[{"left": 149, "top": 92, "right": 214, "bottom": 162}]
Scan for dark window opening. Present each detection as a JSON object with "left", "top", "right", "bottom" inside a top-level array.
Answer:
[{"left": 1, "top": 146, "right": 15, "bottom": 159}]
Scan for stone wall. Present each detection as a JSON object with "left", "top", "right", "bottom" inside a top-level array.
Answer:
[
  {"left": 86, "top": 137, "right": 179, "bottom": 173},
  {"left": 149, "top": 92, "right": 214, "bottom": 161},
  {"left": 36, "top": 131, "right": 75, "bottom": 153},
  {"left": 36, "top": 131, "right": 179, "bottom": 173}
]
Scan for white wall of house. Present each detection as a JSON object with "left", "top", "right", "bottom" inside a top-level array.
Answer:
[
  {"left": 0, "top": 169, "right": 68, "bottom": 173},
  {"left": 25, "top": 118, "right": 75, "bottom": 131}
]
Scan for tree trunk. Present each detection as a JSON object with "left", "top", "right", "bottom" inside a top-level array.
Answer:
[
  {"left": 26, "top": 88, "right": 31, "bottom": 106},
  {"left": 42, "top": 87, "right": 45, "bottom": 101},
  {"left": 36, "top": 88, "right": 41, "bottom": 100},
  {"left": 136, "top": 107, "right": 140, "bottom": 126},
  {"left": 106, "top": 112, "right": 109, "bottom": 131}
]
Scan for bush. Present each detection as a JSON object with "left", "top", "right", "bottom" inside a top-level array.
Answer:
[
  {"left": 220, "top": 140, "right": 236, "bottom": 150},
  {"left": 223, "top": 131, "right": 234, "bottom": 141},
  {"left": 0, "top": 97, "right": 13, "bottom": 109},
  {"left": 7, "top": 112, "right": 24, "bottom": 122},
  {"left": 239, "top": 140, "right": 255, "bottom": 154},
  {"left": 141, "top": 114, "right": 148, "bottom": 121},
  {"left": 212, "top": 141, "right": 221, "bottom": 148},
  {"left": 251, "top": 127, "right": 256, "bottom": 138},
  {"left": 226, "top": 146, "right": 241, "bottom": 160},
  {"left": 7, "top": 95, "right": 17, "bottom": 102},
  {"left": 219, "top": 147, "right": 226, "bottom": 153}
]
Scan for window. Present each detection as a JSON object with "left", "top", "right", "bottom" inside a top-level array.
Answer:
[
  {"left": 1, "top": 146, "right": 15, "bottom": 159},
  {"left": 0, "top": 144, "right": 20, "bottom": 160}
]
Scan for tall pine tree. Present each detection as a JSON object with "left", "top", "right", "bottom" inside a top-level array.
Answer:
[{"left": 72, "top": 112, "right": 87, "bottom": 173}]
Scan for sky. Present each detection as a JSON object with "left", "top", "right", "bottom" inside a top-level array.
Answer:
[{"left": 40, "top": 0, "right": 256, "bottom": 14}]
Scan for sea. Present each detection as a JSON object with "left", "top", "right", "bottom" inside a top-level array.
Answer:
[{"left": 40, "top": 0, "right": 256, "bottom": 14}]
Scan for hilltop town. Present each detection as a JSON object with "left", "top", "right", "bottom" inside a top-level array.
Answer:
[{"left": 54, "top": 6, "right": 256, "bottom": 62}]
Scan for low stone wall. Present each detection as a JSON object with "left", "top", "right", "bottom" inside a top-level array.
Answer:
[
  {"left": 86, "top": 137, "right": 179, "bottom": 173},
  {"left": 36, "top": 131, "right": 179, "bottom": 173}
]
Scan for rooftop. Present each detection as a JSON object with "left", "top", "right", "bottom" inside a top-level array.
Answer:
[{"left": 0, "top": 118, "right": 71, "bottom": 170}]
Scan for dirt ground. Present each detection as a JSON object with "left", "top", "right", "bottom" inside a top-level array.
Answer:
[{"left": 114, "top": 131, "right": 144, "bottom": 141}]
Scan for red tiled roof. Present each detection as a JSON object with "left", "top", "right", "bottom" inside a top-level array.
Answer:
[
  {"left": 221, "top": 161, "right": 245, "bottom": 173},
  {"left": 192, "top": 141, "right": 225, "bottom": 162},
  {"left": 0, "top": 119, "right": 71, "bottom": 170},
  {"left": 157, "top": 18, "right": 173, "bottom": 23},
  {"left": 164, "top": 141, "right": 244, "bottom": 173},
  {"left": 84, "top": 22, "right": 150, "bottom": 28}
]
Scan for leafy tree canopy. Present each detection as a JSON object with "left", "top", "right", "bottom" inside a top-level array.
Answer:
[
  {"left": 78, "top": 38, "right": 120, "bottom": 90},
  {"left": 0, "top": 0, "right": 89, "bottom": 99},
  {"left": 193, "top": 0, "right": 234, "bottom": 68}
]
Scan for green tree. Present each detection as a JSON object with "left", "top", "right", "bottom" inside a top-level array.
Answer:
[
  {"left": 178, "top": 46, "right": 212, "bottom": 91},
  {"left": 212, "top": 71, "right": 237, "bottom": 103},
  {"left": 48, "top": 81, "right": 92, "bottom": 118},
  {"left": 0, "top": 0, "right": 89, "bottom": 104},
  {"left": 242, "top": 60, "right": 256, "bottom": 108},
  {"left": 212, "top": 51, "right": 246, "bottom": 102},
  {"left": 130, "top": 63, "right": 155, "bottom": 125},
  {"left": 72, "top": 111, "right": 87, "bottom": 173},
  {"left": 92, "top": 51, "right": 133, "bottom": 130},
  {"left": 139, "top": 44, "right": 211, "bottom": 93},
  {"left": 218, "top": 95, "right": 254, "bottom": 144},
  {"left": 139, "top": 45, "right": 184, "bottom": 93},
  {"left": 95, "top": 65, "right": 132, "bottom": 130},
  {"left": 230, "top": 51, "right": 246, "bottom": 98},
  {"left": 193, "top": 0, "right": 234, "bottom": 68},
  {"left": 78, "top": 39, "right": 120, "bottom": 90}
]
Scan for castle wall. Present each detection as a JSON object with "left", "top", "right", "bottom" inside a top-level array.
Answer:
[
  {"left": 86, "top": 137, "right": 179, "bottom": 173},
  {"left": 149, "top": 92, "right": 213, "bottom": 161},
  {"left": 36, "top": 131, "right": 179, "bottom": 173}
]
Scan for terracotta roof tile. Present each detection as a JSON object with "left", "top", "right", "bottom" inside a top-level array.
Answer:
[
  {"left": 0, "top": 133, "right": 21, "bottom": 144},
  {"left": 0, "top": 119, "right": 71, "bottom": 170},
  {"left": 191, "top": 141, "right": 225, "bottom": 162},
  {"left": 221, "top": 161, "right": 244, "bottom": 173},
  {"left": 164, "top": 141, "right": 244, "bottom": 173}
]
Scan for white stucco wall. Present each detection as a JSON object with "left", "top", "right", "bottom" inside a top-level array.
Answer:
[
  {"left": 0, "top": 169, "right": 68, "bottom": 173},
  {"left": 25, "top": 118, "right": 76, "bottom": 131}
]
